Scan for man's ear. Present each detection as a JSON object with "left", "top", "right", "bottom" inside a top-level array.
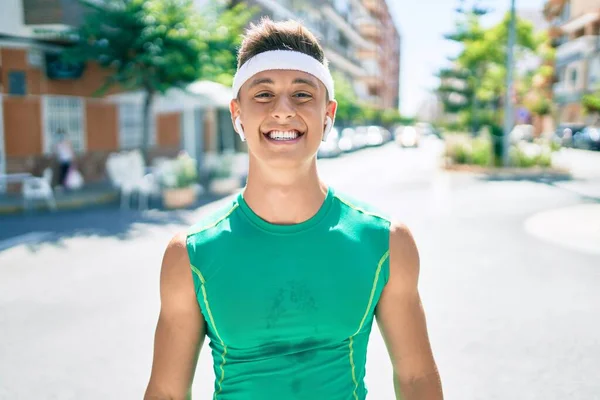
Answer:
[
  {"left": 326, "top": 99, "right": 338, "bottom": 122},
  {"left": 230, "top": 99, "right": 241, "bottom": 131}
]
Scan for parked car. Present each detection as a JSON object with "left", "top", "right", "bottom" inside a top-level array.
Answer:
[
  {"left": 379, "top": 127, "right": 393, "bottom": 143},
  {"left": 353, "top": 127, "right": 370, "bottom": 150},
  {"left": 338, "top": 128, "right": 356, "bottom": 152},
  {"left": 553, "top": 124, "right": 586, "bottom": 148},
  {"left": 366, "top": 126, "right": 384, "bottom": 147},
  {"left": 395, "top": 125, "right": 420, "bottom": 148},
  {"left": 573, "top": 126, "right": 600, "bottom": 151},
  {"left": 415, "top": 122, "right": 441, "bottom": 139},
  {"left": 318, "top": 127, "right": 342, "bottom": 158}
]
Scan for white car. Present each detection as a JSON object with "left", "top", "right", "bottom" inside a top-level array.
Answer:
[
  {"left": 366, "top": 126, "right": 384, "bottom": 146},
  {"left": 318, "top": 128, "right": 342, "bottom": 158},
  {"left": 395, "top": 125, "right": 420, "bottom": 148}
]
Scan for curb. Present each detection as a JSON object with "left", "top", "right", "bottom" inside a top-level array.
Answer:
[
  {"left": 0, "top": 192, "right": 119, "bottom": 216},
  {"left": 0, "top": 177, "right": 243, "bottom": 216},
  {"left": 443, "top": 164, "right": 572, "bottom": 181}
]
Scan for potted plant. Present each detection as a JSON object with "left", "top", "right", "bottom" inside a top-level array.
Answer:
[{"left": 161, "top": 152, "right": 199, "bottom": 209}]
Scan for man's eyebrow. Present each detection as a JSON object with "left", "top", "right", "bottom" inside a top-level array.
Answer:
[
  {"left": 292, "top": 78, "right": 318, "bottom": 89},
  {"left": 248, "top": 77, "right": 319, "bottom": 90},
  {"left": 248, "top": 78, "right": 274, "bottom": 89}
]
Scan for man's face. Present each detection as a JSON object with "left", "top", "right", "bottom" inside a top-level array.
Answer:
[{"left": 231, "top": 69, "right": 337, "bottom": 168}]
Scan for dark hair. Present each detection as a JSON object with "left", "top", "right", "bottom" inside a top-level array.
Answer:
[{"left": 237, "top": 17, "right": 326, "bottom": 69}]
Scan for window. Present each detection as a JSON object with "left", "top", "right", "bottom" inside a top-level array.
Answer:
[
  {"left": 119, "top": 103, "right": 156, "bottom": 149},
  {"left": 571, "top": 68, "right": 578, "bottom": 84},
  {"left": 43, "top": 96, "right": 85, "bottom": 154},
  {"left": 589, "top": 55, "right": 600, "bottom": 88},
  {"left": 368, "top": 86, "right": 380, "bottom": 97},
  {"left": 8, "top": 71, "right": 26, "bottom": 95}
]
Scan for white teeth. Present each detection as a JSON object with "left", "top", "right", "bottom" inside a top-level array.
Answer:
[{"left": 267, "top": 131, "right": 300, "bottom": 141}]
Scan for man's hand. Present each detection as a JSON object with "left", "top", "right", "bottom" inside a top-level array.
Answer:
[
  {"left": 376, "top": 223, "right": 443, "bottom": 400},
  {"left": 144, "top": 233, "right": 206, "bottom": 400}
]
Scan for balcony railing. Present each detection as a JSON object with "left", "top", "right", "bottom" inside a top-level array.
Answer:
[
  {"left": 552, "top": 81, "right": 583, "bottom": 104},
  {"left": 357, "top": 16, "right": 381, "bottom": 41},
  {"left": 555, "top": 35, "right": 600, "bottom": 66},
  {"left": 321, "top": 5, "right": 376, "bottom": 51},
  {"left": 362, "top": 0, "right": 383, "bottom": 16}
]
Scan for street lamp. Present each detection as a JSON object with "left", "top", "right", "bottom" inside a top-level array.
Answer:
[{"left": 503, "top": 0, "right": 517, "bottom": 167}]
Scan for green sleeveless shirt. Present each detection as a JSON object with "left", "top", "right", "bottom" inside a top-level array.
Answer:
[{"left": 186, "top": 186, "right": 391, "bottom": 399}]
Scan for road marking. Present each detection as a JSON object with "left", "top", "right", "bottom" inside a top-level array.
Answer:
[{"left": 524, "top": 204, "right": 600, "bottom": 256}]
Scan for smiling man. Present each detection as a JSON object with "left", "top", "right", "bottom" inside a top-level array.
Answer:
[{"left": 144, "top": 18, "right": 443, "bottom": 400}]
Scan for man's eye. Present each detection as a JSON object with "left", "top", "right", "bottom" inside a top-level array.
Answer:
[
  {"left": 255, "top": 93, "right": 273, "bottom": 99},
  {"left": 295, "top": 92, "right": 312, "bottom": 99}
]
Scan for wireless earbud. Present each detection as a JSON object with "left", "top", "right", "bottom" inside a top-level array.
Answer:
[
  {"left": 234, "top": 117, "right": 246, "bottom": 142},
  {"left": 323, "top": 116, "right": 333, "bottom": 142}
]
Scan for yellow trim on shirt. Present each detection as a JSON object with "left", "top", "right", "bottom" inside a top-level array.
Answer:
[{"left": 348, "top": 249, "right": 390, "bottom": 399}]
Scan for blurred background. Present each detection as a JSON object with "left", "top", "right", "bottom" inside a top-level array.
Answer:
[{"left": 0, "top": 0, "right": 599, "bottom": 399}]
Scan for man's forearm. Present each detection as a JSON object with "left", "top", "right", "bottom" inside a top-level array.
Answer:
[{"left": 394, "top": 371, "right": 444, "bottom": 400}]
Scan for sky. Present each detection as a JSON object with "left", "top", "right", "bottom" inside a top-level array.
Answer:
[{"left": 388, "top": 0, "right": 547, "bottom": 116}]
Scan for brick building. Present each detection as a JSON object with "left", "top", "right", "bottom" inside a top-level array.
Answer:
[{"left": 0, "top": 0, "right": 238, "bottom": 192}]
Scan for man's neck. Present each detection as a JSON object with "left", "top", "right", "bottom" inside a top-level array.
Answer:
[{"left": 242, "top": 159, "right": 328, "bottom": 225}]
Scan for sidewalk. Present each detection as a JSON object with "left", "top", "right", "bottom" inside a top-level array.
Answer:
[
  {"left": 0, "top": 183, "right": 119, "bottom": 215},
  {"left": 0, "top": 177, "right": 244, "bottom": 216}
]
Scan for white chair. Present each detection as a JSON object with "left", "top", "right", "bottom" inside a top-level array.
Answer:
[
  {"left": 106, "top": 153, "right": 132, "bottom": 210},
  {"left": 22, "top": 168, "right": 57, "bottom": 212},
  {"left": 105, "top": 150, "right": 161, "bottom": 210}
]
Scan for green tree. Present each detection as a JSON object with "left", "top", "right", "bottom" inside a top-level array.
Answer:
[
  {"left": 331, "top": 71, "right": 361, "bottom": 127},
  {"left": 469, "top": 13, "right": 540, "bottom": 112},
  {"left": 380, "top": 108, "right": 403, "bottom": 128},
  {"left": 436, "top": 2, "right": 489, "bottom": 132},
  {"left": 65, "top": 0, "right": 253, "bottom": 156},
  {"left": 199, "top": 1, "right": 257, "bottom": 86},
  {"left": 331, "top": 72, "right": 406, "bottom": 128},
  {"left": 437, "top": 2, "right": 541, "bottom": 135},
  {"left": 582, "top": 92, "right": 600, "bottom": 122}
]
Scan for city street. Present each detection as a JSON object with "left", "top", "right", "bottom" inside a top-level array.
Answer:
[{"left": 1, "top": 141, "right": 599, "bottom": 399}]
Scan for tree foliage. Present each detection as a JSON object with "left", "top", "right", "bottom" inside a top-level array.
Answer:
[
  {"left": 331, "top": 71, "right": 362, "bottom": 127},
  {"left": 583, "top": 93, "right": 600, "bottom": 115},
  {"left": 64, "top": 0, "right": 254, "bottom": 154},
  {"left": 332, "top": 72, "right": 404, "bottom": 128},
  {"left": 436, "top": 2, "right": 544, "bottom": 132}
]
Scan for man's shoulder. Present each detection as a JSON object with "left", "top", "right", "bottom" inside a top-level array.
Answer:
[
  {"left": 187, "top": 196, "right": 241, "bottom": 239},
  {"left": 331, "top": 188, "right": 391, "bottom": 228}
]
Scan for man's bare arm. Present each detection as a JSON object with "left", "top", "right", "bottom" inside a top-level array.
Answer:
[
  {"left": 376, "top": 223, "right": 443, "bottom": 400},
  {"left": 144, "top": 233, "right": 206, "bottom": 400}
]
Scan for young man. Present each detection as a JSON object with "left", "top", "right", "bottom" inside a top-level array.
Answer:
[{"left": 145, "top": 18, "right": 443, "bottom": 400}]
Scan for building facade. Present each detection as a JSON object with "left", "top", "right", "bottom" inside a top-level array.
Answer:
[
  {"left": 546, "top": 0, "right": 600, "bottom": 124},
  {"left": 359, "top": 0, "right": 401, "bottom": 110},
  {"left": 0, "top": 0, "right": 237, "bottom": 191},
  {"left": 231, "top": 0, "right": 401, "bottom": 110}
]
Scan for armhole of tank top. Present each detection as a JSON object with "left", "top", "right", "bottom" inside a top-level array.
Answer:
[
  {"left": 382, "top": 219, "right": 392, "bottom": 286},
  {"left": 184, "top": 201, "right": 240, "bottom": 292},
  {"left": 333, "top": 193, "right": 393, "bottom": 286},
  {"left": 185, "top": 233, "right": 203, "bottom": 299}
]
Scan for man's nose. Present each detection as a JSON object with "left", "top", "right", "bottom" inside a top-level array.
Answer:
[{"left": 271, "top": 96, "right": 296, "bottom": 120}]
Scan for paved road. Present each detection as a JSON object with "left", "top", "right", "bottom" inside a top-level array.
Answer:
[{"left": 1, "top": 141, "right": 599, "bottom": 399}]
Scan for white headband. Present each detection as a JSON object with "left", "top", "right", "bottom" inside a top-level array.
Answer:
[{"left": 232, "top": 50, "right": 335, "bottom": 100}]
